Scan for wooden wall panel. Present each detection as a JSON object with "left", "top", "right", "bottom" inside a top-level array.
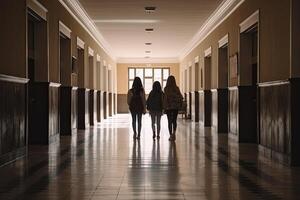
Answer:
[
  {"left": 97, "top": 91, "right": 101, "bottom": 122},
  {"left": 0, "top": 76, "right": 27, "bottom": 165},
  {"left": 229, "top": 87, "right": 238, "bottom": 136},
  {"left": 71, "top": 88, "right": 77, "bottom": 130},
  {"left": 77, "top": 88, "right": 89, "bottom": 129},
  {"left": 217, "top": 88, "right": 229, "bottom": 133},
  {"left": 211, "top": 90, "right": 218, "bottom": 129},
  {"left": 48, "top": 84, "right": 60, "bottom": 143},
  {"left": 60, "top": 86, "right": 77, "bottom": 135},
  {"left": 259, "top": 82, "right": 290, "bottom": 155},
  {"left": 191, "top": 92, "right": 199, "bottom": 122},
  {"left": 199, "top": 91, "right": 204, "bottom": 124},
  {"left": 109, "top": 93, "right": 113, "bottom": 117}
]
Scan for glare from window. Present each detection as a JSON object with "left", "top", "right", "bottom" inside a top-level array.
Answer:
[{"left": 128, "top": 67, "right": 170, "bottom": 94}]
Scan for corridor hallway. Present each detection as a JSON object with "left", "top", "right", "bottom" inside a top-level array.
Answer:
[{"left": 0, "top": 115, "right": 299, "bottom": 200}]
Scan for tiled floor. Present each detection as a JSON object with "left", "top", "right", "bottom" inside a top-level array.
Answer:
[{"left": 0, "top": 114, "right": 300, "bottom": 200}]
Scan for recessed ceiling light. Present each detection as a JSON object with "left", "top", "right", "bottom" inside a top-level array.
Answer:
[
  {"left": 145, "top": 51, "right": 151, "bottom": 53},
  {"left": 145, "top": 56, "right": 150, "bottom": 58},
  {"left": 145, "top": 28, "right": 154, "bottom": 32},
  {"left": 144, "top": 6, "right": 156, "bottom": 14},
  {"left": 145, "top": 43, "right": 152, "bottom": 45}
]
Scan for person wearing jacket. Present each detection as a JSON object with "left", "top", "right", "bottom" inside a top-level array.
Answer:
[
  {"left": 163, "top": 76, "right": 183, "bottom": 141},
  {"left": 127, "top": 77, "right": 146, "bottom": 140},
  {"left": 146, "top": 81, "right": 164, "bottom": 140}
]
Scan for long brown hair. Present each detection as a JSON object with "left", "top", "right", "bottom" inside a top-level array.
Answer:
[{"left": 166, "top": 75, "right": 177, "bottom": 88}]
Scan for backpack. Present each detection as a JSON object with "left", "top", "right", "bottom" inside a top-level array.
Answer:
[{"left": 129, "top": 89, "right": 144, "bottom": 113}]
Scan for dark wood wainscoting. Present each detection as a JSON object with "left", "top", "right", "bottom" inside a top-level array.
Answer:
[
  {"left": 97, "top": 91, "right": 101, "bottom": 122},
  {"left": 49, "top": 83, "right": 60, "bottom": 143},
  {"left": 59, "top": 86, "right": 77, "bottom": 135},
  {"left": 229, "top": 87, "right": 238, "bottom": 137},
  {"left": 229, "top": 86, "right": 256, "bottom": 143},
  {"left": 185, "top": 93, "right": 190, "bottom": 119},
  {"left": 290, "top": 78, "right": 300, "bottom": 165},
  {"left": 114, "top": 93, "right": 117, "bottom": 115},
  {"left": 108, "top": 93, "right": 112, "bottom": 117},
  {"left": 28, "top": 82, "right": 60, "bottom": 145},
  {"left": 191, "top": 92, "right": 199, "bottom": 122},
  {"left": 199, "top": 90, "right": 212, "bottom": 127},
  {"left": 189, "top": 92, "right": 192, "bottom": 119},
  {"left": 211, "top": 89, "right": 218, "bottom": 130},
  {"left": 100, "top": 91, "right": 104, "bottom": 121},
  {"left": 103, "top": 92, "right": 107, "bottom": 119},
  {"left": 217, "top": 88, "right": 229, "bottom": 133},
  {"left": 77, "top": 88, "right": 89, "bottom": 129},
  {"left": 117, "top": 94, "right": 129, "bottom": 113},
  {"left": 258, "top": 80, "right": 300, "bottom": 166},
  {"left": 71, "top": 88, "right": 78, "bottom": 131},
  {"left": 0, "top": 75, "right": 28, "bottom": 166},
  {"left": 89, "top": 90, "right": 97, "bottom": 126}
]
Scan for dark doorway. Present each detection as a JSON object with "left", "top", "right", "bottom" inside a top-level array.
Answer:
[
  {"left": 59, "top": 32, "right": 72, "bottom": 135},
  {"left": 27, "top": 10, "right": 48, "bottom": 144},
  {"left": 204, "top": 54, "right": 212, "bottom": 127},
  {"left": 240, "top": 25, "right": 259, "bottom": 143},
  {"left": 217, "top": 43, "right": 229, "bottom": 133}
]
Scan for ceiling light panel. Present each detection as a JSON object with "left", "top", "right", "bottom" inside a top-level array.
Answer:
[
  {"left": 145, "top": 28, "right": 154, "bottom": 32},
  {"left": 144, "top": 6, "right": 156, "bottom": 14}
]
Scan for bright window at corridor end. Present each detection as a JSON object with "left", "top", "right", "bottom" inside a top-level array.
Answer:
[{"left": 128, "top": 68, "right": 170, "bottom": 94}]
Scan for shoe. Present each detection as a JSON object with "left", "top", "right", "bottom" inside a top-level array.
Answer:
[
  {"left": 173, "top": 134, "right": 176, "bottom": 141},
  {"left": 153, "top": 133, "right": 156, "bottom": 139},
  {"left": 169, "top": 134, "right": 173, "bottom": 141},
  {"left": 136, "top": 134, "right": 140, "bottom": 140}
]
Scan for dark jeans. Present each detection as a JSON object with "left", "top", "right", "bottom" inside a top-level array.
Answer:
[
  {"left": 131, "top": 112, "right": 142, "bottom": 135},
  {"left": 166, "top": 109, "right": 178, "bottom": 135}
]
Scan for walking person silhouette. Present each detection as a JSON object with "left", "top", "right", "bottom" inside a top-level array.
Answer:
[
  {"left": 127, "top": 77, "right": 146, "bottom": 140},
  {"left": 163, "top": 76, "right": 183, "bottom": 141},
  {"left": 146, "top": 81, "right": 164, "bottom": 140}
]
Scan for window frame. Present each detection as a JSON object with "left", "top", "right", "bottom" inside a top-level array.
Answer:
[{"left": 128, "top": 67, "right": 170, "bottom": 94}]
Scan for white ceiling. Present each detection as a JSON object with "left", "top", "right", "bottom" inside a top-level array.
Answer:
[{"left": 77, "top": 0, "right": 223, "bottom": 61}]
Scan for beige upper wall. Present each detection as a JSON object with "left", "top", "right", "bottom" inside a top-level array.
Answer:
[
  {"left": 41, "top": 0, "right": 116, "bottom": 86},
  {"left": 291, "top": 0, "right": 300, "bottom": 78},
  {"left": 181, "top": 0, "right": 291, "bottom": 88},
  {"left": 117, "top": 63, "right": 180, "bottom": 94},
  {"left": 0, "top": 0, "right": 27, "bottom": 78},
  {"left": 0, "top": 0, "right": 116, "bottom": 90}
]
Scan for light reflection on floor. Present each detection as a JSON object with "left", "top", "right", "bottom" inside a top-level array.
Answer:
[{"left": 0, "top": 114, "right": 299, "bottom": 200}]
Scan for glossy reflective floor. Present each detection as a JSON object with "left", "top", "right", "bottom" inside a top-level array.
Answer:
[{"left": 0, "top": 114, "right": 300, "bottom": 200}]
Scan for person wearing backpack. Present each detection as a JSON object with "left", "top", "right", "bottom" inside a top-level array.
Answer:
[
  {"left": 163, "top": 76, "right": 183, "bottom": 141},
  {"left": 146, "top": 81, "right": 164, "bottom": 140},
  {"left": 127, "top": 77, "right": 146, "bottom": 140}
]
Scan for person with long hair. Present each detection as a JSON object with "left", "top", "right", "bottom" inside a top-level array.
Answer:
[
  {"left": 146, "top": 81, "right": 164, "bottom": 140},
  {"left": 127, "top": 77, "right": 146, "bottom": 139},
  {"left": 163, "top": 76, "right": 183, "bottom": 141}
]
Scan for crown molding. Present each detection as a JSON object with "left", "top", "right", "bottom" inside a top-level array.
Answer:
[
  {"left": 179, "top": 0, "right": 245, "bottom": 61},
  {"left": 58, "top": 0, "right": 116, "bottom": 61},
  {"left": 117, "top": 57, "right": 179, "bottom": 64}
]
